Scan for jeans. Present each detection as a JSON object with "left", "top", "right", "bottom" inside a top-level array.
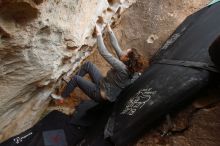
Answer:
[{"left": 61, "top": 61, "right": 104, "bottom": 103}]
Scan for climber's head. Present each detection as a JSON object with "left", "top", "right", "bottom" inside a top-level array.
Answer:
[{"left": 120, "top": 48, "right": 147, "bottom": 73}]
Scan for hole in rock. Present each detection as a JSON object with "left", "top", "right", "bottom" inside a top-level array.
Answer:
[
  {"left": 38, "top": 26, "right": 51, "bottom": 35},
  {"left": 0, "top": 1, "right": 38, "bottom": 23},
  {"left": 107, "top": 0, "right": 119, "bottom": 5},
  {"left": 92, "top": 27, "right": 97, "bottom": 38},
  {"left": 33, "top": 0, "right": 44, "bottom": 5},
  {"left": 62, "top": 56, "right": 72, "bottom": 64},
  {"left": 116, "top": 6, "right": 121, "bottom": 15},
  {"left": 107, "top": 7, "right": 114, "bottom": 12},
  {"left": 96, "top": 16, "right": 104, "bottom": 24}
]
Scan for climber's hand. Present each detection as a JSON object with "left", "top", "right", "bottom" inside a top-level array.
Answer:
[
  {"left": 95, "top": 24, "right": 102, "bottom": 36},
  {"left": 107, "top": 23, "right": 112, "bottom": 32},
  {"left": 51, "top": 93, "right": 64, "bottom": 104}
]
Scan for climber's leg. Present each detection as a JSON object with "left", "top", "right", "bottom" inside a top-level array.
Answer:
[{"left": 61, "top": 75, "right": 104, "bottom": 102}]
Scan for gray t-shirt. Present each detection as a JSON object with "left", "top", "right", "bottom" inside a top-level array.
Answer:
[{"left": 97, "top": 31, "right": 140, "bottom": 102}]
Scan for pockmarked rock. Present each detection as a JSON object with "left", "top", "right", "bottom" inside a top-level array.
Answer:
[{"left": 0, "top": 0, "right": 136, "bottom": 142}]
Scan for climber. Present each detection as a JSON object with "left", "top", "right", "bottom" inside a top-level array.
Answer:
[{"left": 51, "top": 23, "right": 147, "bottom": 103}]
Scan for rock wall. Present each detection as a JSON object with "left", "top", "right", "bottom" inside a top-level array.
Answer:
[{"left": 0, "top": 0, "right": 136, "bottom": 142}]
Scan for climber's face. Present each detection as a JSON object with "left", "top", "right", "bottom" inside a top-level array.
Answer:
[{"left": 120, "top": 48, "right": 132, "bottom": 62}]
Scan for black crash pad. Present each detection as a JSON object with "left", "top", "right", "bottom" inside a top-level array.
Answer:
[
  {"left": 81, "top": 3, "right": 220, "bottom": 146},
  {"left": 0, "top": 100, "right": 101, "bottom": 146}
]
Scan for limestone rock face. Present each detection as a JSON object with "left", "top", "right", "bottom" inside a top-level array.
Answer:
[{"left": 0, "top": 0, "right": 136, "bottom": 141}]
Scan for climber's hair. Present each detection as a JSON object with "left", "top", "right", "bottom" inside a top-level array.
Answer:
[{"left": 123, "top": 48, "right": 147, "bottom": 73}]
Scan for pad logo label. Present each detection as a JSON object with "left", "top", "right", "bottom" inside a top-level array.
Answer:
[
  {"left": 121, "top": 88, "right": 157, "bottom": 116},
  {"left": 13, "top": 132, "right": 33, "bottom": 144}
]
